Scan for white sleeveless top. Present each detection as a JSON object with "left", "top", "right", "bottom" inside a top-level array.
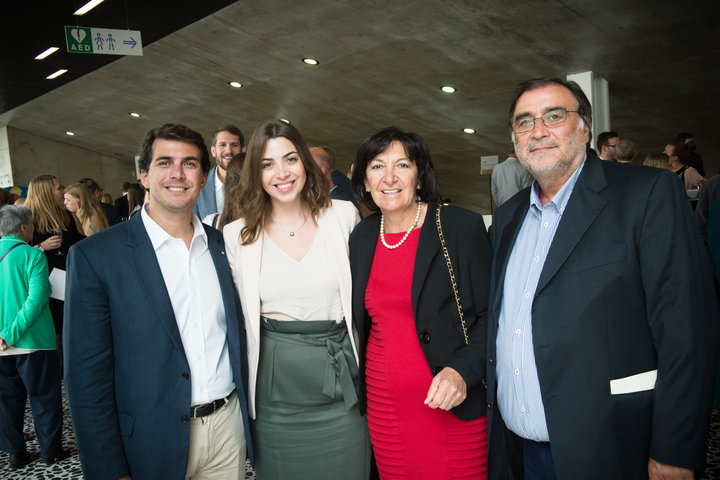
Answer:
[{"left": 259, "top": 231, "right": 344, "bottom": 322}]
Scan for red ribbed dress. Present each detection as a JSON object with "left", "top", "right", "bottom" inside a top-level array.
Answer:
[{"left": 365, "top": 229, "right": 487, "bottom": 479}]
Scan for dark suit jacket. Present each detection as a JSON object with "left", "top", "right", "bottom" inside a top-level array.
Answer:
[
  {"left": 100, "top": 201, "right": 120, "bottom": 226},
  {"left": 63, "top": 213, "right": 253, "bottom": 480},
  {"left": 194, "top": 165, "right": 219, "bottom": 219},
  {"left": 332, "top": 170, "right": 357, "bottom": 207},
  {"left": 487, "top": 155, "right": 719, "bottom": 480},
  {"left": 350, "top": 202, "right": 491, "bottom": 420},
  {"left": 114, "top": 194, "right": 129, "bottom": 219}
]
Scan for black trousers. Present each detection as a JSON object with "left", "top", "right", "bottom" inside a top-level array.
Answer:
[{"left": 0, "top": 350, "right": 63, "bottom": 456}]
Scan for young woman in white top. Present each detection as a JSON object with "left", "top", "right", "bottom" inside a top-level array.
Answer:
[{"left": 223, "top": 120, "right": 369, "bottom": 479}]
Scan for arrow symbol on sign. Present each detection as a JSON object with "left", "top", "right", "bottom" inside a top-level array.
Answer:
[{"left": 122, "top": 37, "right": 137, "bottom": 48}]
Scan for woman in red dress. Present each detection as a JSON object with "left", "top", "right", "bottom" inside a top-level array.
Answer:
[{"left": 349, "top": 127, "right": 491, "bottom": 479}]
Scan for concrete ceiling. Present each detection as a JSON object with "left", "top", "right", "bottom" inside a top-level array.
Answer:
[{"left": 2, "top": 0, "right": 718, "bottom": 212}]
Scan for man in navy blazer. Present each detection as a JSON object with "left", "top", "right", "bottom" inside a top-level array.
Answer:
[
  {"left": 64, "top": 123, "right": 252, "bottom": 480},
  {"left": 487, "top": 77, "right": 718, "bottom": 480},
  {"left": 193, "top": 125, "right": 244, "bottom": 221}
]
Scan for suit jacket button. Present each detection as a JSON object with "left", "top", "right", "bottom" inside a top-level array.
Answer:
[
  {"left": 489, "top": 358, "right": 495, "bottom": 365},
  {"left": 181, "top": 372, "right": 189, "bottom": 380},
  {"left": 487, "top": 404, "right": 492, "bottom": 410},
  {"left": 181, "top": 415, "right": 189, "bottom": 423},
  {"left": 421, "top": 331, "right": 431, "bottom": 343}
]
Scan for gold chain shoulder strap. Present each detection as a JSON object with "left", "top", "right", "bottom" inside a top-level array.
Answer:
[{"left": 435, "top": 205, "right": 469, "bottom": 345}]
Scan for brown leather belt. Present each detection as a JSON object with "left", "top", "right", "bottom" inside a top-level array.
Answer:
[{"left": 190, "top": 389, "right": 236, "bottom": 418}]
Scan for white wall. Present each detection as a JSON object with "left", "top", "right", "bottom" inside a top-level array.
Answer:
[{"left": 7, "top": 126, "right": 136, "bottom": 197}]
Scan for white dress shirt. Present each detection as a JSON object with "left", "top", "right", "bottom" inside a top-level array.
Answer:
[
  {"left": 214, "top": 167, "right": 225, "bottom": 217},
  {"left": 141, "top": 206, "right": 234, "bottom": 405}
]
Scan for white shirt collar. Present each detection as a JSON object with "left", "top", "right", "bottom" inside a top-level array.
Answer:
[{"left": 140, "top": 203, "right": 207, "bottom": 252}]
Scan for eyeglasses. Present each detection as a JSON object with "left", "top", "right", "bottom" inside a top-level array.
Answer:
[{"left": 512, "top": 108, "right": 579, "bottom": 134}]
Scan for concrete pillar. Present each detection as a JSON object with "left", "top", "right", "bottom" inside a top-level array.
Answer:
[
  {"left": 0, "top": 127, "right": 12, "bottom": 187},
  {"left": 566, "top": 71, "right": 610, "bottom": 151}
]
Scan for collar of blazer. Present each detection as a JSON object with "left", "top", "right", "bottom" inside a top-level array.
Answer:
[
  {"left": 353, "top": 200, "right": 443, "bottom": 319},
  {"left": 492, "top": 154, "right": 609, "bottom": 313}
]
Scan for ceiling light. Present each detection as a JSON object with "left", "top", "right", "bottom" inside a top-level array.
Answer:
[
  {"left": 46, "top": 69, "right": 68, "bottom": 79},
  {"left": 66, "top": 131, "right": 75, "bottom": 136},
  {"left": 279, "top": 118, "right": 291, "bottom": 124},
  {"left": 129, "top": 112, "right": 141, "bottom": 118},
  {"left": 228, "top": 81, "right": 242, "bottom": 88},
  {"left": 35, "top": 47, "right": 59, "bottom": 60},
  {"left": 463, "top": 128, "right": 476, "bottom": 134},
  {"left": 302, "top": 58, "right": 319, "bottom": 66},
  {"left": 74, "top": 0, "right": 105, "bottom": 15},
  {"left": 441, "top": 86, "right": 456, "bottom": 93}
]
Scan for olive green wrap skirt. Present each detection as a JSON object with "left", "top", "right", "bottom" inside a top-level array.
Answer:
[{"left": 253, "top": 318, "right": 371, "bottom": 480}]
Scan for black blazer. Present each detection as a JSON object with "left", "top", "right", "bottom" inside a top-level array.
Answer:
[{"left": 349, "top": 201, "right": 491, "bottom": 420}]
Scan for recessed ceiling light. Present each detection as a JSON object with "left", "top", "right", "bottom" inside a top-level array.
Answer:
[
  {"left": 35, "top": 47, "right": 59, "bottom": 60},
  {"left": 66, "top": 131, "right": 75, "bottom": 136},
  {"left": 46, "top": 69, "right": 68, "bottom": 79},
  {"left": 441, "top": 86, "right": 456, "bottom": 93},
  {"left": 74, "top": 0, "right": 105, "bottom": 15},
  {"left": 302, "top": 58, "right": 319, "bottom": 66},
  {"left": 129, "top": 112, "right": 141, "bottom": 118},
  {"left": 279, "top": 118, "right": 291, "bottom": 124},
  {"left": 228, "top": 81, "right": 242, "bottom": 88},
  {"left": 463, "top": 128, "right": 476, "bottom": 134}
]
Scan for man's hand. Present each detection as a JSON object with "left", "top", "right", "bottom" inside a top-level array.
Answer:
[
  {"left": 648, "top": 458, "right": 693, "bottom": 480},
  {"left": 424, "top": 367, "right": 467, "bottom": 410},
  {"left": 0, "top": 336, "right": 9, "bottom": 351}
]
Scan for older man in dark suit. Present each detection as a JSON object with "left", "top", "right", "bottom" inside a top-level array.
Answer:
[
  {"left": 487, "top": 77, "right": 718, "bottom": 480},
  {"left": 64, "top": 124, "right": 252, "bottom": 480}
]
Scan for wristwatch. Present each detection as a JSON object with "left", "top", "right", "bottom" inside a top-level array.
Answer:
[{"left": 37, "top": 245, "right": 44, "bottom": 252}]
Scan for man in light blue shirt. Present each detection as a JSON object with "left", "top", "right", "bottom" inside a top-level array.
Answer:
[{"left": 487, "top": 77, "right": 718, "bottom": 480}]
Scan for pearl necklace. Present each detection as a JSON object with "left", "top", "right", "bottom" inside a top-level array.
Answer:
[{"left": 380, "top": 202, "right": 422, "bottom": 249}]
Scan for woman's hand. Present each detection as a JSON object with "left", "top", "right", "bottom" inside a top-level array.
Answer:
[
  {"left": 40, "top": 235, "right": 62, "bottom": 251},
  {"left": 424, "top": 367, "right": 467, "bottom": 410}
]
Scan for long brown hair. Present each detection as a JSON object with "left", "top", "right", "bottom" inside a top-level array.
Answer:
[
  {"left": 217, "top": 154, "right": 245, "bottom": 230},
  {"left": 64, "top": 183, "right": 109, "bottom": 233},
  {"left": 234, "top": 121, "right": 329, "bottom": 245},
  {"left": 25, "top": 175, "right": 69, "bottom": 234}
]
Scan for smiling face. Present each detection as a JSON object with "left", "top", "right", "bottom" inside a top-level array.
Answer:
[
  {"left": 260, "top": 136, "right": 307, "bottom": 209},
  {"left": 63, "top": 192, "right": 79, "bottom": 213},
  {"left": 364, "top": 141, "right": 419, "bottom": 219},
  {"left": 211, "top": 130, "right": 242, "bottom": 172},
  {"left": 512, "top": 84, "right": 589, "bottom": 185},
  {"left": 140, "top": 138, "right": 207, "bottom": 220}
]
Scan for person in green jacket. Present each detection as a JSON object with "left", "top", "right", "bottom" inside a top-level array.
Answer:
[{"left": 0, "top": 205, "right": 65, "bottom": 469}]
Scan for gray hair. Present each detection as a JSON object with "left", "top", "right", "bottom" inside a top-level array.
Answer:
[
  {"left": 615, "top": 139, "right": 636, "bottom": 162},
  {"left": 0, "top": 205, "right": 33, "bottom": 237}
]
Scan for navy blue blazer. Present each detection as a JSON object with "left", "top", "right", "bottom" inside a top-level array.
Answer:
[
  {"left": 64, "top": 213, "right": 252, "bottom": 480},
  {"left": 194, "top": 165, "right": 219, "bottom": 220},
  {"left": 487, "top": 154, "right": 719, "bottom": 480}
]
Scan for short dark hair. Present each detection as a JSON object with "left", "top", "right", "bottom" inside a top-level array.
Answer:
[
  {"left": 211, "top": 125, "right": 245, "bottom": 148},
  {"left": 597, "top": 131, "right": 619, "bottom": 149},
  {"left": 120, "top": 181, "right": 132, "bottom": 192},
  {"left": 138, "top": 124, "right": 211, "bottom": 175},
  {"left": 676, "top": 132, "right": 694, "bottom": 144},
  {"left": 508, "top": 77, "right": 592, "bottom": 137},
  {"left": 351, "top": 126, "right": 441, "bottom": 212}
]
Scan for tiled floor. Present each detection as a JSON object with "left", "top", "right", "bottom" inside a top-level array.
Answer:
[{"left": 1, "top": 389, "right": 719, "bottom": 479}]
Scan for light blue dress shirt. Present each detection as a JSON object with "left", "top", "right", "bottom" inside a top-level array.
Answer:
[{"left": 496, "top": 159, "right": 586, "bottom": 442}]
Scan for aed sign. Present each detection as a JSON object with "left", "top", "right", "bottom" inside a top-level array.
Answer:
[{"left": 65, "top": 26, "right": 143, "bottom": 56}]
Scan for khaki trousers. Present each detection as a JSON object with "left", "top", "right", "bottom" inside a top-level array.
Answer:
[{"left": 185, "top": 393, "right": 247, "bottom": 480}]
